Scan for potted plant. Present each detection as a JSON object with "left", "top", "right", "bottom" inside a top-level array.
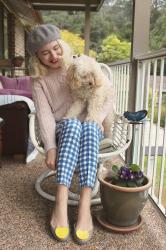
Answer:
[
  {"left": 11, "top": 56, "right": 24, "bottom": 67},
  {"left": 98, "top": 164, "right": 152, "bottom": 232}
]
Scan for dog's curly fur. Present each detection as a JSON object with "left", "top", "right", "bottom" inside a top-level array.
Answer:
[{"left": 65, "top": 55, "right": 115, "bottom": 138}]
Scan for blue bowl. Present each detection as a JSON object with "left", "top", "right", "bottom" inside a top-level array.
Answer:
[{"left": 123, "top": 110, "right": 148, "bottom": 121}]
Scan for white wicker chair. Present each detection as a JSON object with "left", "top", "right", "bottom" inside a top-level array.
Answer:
[{"left": 29, "top": 64, "right": 132, "bottom": 206}]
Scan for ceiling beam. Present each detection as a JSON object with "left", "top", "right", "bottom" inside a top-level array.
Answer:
[
  {"left": 32, "top": 4, "right": 99, "bottom": 11},
  {"left": 30, "top": 0, "right": 104, "bottom": 11},
  {"left": 30, "top": 0, "right": 99, "bottom": 4}
]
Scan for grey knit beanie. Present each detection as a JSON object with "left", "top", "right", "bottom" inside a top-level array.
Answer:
[{"left": 27, "top": 24, "right": 61, "bottom": 56}]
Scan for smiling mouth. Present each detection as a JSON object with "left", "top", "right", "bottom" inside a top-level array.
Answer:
[{"left": 50, "top": 59, "right": 58, "bottom": 63}]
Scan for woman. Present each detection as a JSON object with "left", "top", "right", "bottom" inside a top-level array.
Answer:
[{"left": 27, "top": 24, "right": 112, "bottom": 244}]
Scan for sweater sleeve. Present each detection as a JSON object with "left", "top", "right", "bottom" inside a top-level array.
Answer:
[{"left": 32, "top": 79, "right": 56, "bottom": 152}]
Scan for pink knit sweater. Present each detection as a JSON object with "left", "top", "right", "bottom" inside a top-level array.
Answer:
[{"left": 32, "top": 68, "right": 114, "bottom": 152}]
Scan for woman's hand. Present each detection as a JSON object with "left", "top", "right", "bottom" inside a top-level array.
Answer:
[
  {"left": 45, "top": 148, "right": 57, "bottom": 170},
  {"left": 93, "top": 120, "right": 104, "bottom": 133},
  {"left": 96, "top": 122, "right": 104, "bottom": 133}
]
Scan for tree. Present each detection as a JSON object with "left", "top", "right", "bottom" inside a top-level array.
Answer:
[
  {"left": 97, "top": 34, "right": 131, "bottom": 63},
  {"left": 42, "top": 10, "right": 84, "bottom": 35},
  {"left": 152, "top": 0, "right": 166, "bottom": 8},
  {"left": 42, "top": 0, "right": 166, "bottom": 53},
  {"left": 61, "top": 30, "right": 96, "bottom": 57},
  {"left": 150, "top": 8, "right": 166, "bottom": 50},
  {"left": 41, "top": 0, "right": 133, "bottom": 53},
  {"left": 105, "top": 0, "right": 133, "bottom": 41}
]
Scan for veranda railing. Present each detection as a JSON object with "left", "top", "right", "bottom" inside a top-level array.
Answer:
[{"left": 109, "top": 50, "right": 166, "bottom": 217}]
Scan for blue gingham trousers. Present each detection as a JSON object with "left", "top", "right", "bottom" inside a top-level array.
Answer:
[{"left": 55, "top": 119, "right": 103, "bottom": 189}]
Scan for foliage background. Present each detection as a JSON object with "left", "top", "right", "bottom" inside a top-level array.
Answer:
[
  {"left": 61, "top": 30, "right": 96, "bottom": 57},
  {"left": 42, "top": 0, "right": 166, "bottom": 63}
]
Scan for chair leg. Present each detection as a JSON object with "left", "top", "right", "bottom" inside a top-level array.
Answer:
[
  {"left": 35, "top": 169, "right": 55, "bottom": 201},
  {"left": 35, "top": 166, "right": 104, "bottom": 206},
  {"left": 35, "top": 170, "right": 79, "bottom": 206}
]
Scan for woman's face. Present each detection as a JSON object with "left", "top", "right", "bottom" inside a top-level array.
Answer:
[{"left": 37, "top": 40, "right": 62, "bottom": 69}]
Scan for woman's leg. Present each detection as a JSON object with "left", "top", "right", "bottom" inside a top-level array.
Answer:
[
  {"left": 76, "top": 122, "right": 103, "bottom": 231},
  {"left": 51, "top": 119, "right": 82, "bottom": 228},
  {"left": 76, "top": 187, "right": 93, "bottom": 231},
  {"left": 50, "top": 184, "right": 69, "bottom": 228}
]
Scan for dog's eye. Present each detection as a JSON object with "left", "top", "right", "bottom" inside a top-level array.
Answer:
[{"left": 89, "top": 82, "right": 93, "bottom": 86}]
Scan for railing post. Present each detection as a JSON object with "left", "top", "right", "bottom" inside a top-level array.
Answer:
[
  {"left": 84, "top": 1, "right": 91, "bottom": 55},
  {"left": 127, "top": 0, "right": 151, "bottom": 163}
]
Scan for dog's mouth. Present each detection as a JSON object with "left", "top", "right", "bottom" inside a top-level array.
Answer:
[{"left": 82, "top": 82, "right": 93, "bottom": 89}]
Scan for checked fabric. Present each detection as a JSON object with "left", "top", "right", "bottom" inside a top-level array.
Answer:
[{"left": 56, "top": 119, "right": 103, "bottom": 188}]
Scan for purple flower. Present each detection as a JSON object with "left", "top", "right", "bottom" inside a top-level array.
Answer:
[
  {"left": 130, "top": 174, "right": 134, "bottom": 179},
  {"left": 112, "top": 164, "right": 145, "bottom": 187},
  {"left": 118, "top": 165, "right": 144, "bottom": 182}
]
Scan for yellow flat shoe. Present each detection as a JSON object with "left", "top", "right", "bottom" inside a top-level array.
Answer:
[
  {"left": 50, "top": 225, "right": 70, "bottom": 242},
  {"left": 73, "top": 225, "right": 93, "bottom": 245}
]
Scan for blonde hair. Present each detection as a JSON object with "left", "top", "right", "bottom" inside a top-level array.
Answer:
[{"left": 28, "top": 39, "right": 73, "bottom": 79}]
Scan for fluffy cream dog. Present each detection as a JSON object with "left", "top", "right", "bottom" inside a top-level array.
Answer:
[{"left": 65, "top": 55, "right": 115, "bottom": 138}]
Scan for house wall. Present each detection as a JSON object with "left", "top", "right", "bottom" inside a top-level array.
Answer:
[
  {"left": 0, "top": 3, "right": 26, "bottom": 76},
  {"left": 13, "top": 19, "right": 26, "bottom": 76},
  {"left": 15, "top": 20, "right": 25, "bottom": 59}
]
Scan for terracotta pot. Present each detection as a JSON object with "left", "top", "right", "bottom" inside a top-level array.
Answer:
[{"left": 98, "top": 169, "right": 152, "bottom": 227}]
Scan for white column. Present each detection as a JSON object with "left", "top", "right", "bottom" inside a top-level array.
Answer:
[
  {"left": 127, "top": 0, "right": 151, "bottom": 163},
  {"left": 129, "top": 0, "right": 151, "bottom": 111}
]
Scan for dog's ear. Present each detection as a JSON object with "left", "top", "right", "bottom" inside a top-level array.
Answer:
[
  {"left": 67, "top": 65, "right": 81, "bottom": 89},
  {"left": 67, "top": 65, "right": 76, "bottom": 82},
  {"left": 92, "top": 71, "right": 103, "bottom": 87}
]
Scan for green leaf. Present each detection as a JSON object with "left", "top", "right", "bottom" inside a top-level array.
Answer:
[
  {"left": 130, "top": 164, "right": 141, "bottom": 172},
  {"left": 127, "top": 181, "right": 137, "bottom": 187},
  {"left": 112, "top": 165, "right": 119, "bottom": 174},
  {"left": 113, "top": 175, "right": 119, "bottom": 181},
  {"left": 114, "top": 180, "right": 128, "bottom": 187},
  {"left": 136, "top": 177, "right": 145, "bottom": 186}
]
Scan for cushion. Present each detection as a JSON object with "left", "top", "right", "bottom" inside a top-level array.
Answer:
[
  {"left": 0, "top": 75, "right": 32, "bottom": 92},
  {"left": 0, "top": 94, "right": 35, "bottom": 113},
  {"left": 0, "top": 89, "right": 32, "bottom": 99}
]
